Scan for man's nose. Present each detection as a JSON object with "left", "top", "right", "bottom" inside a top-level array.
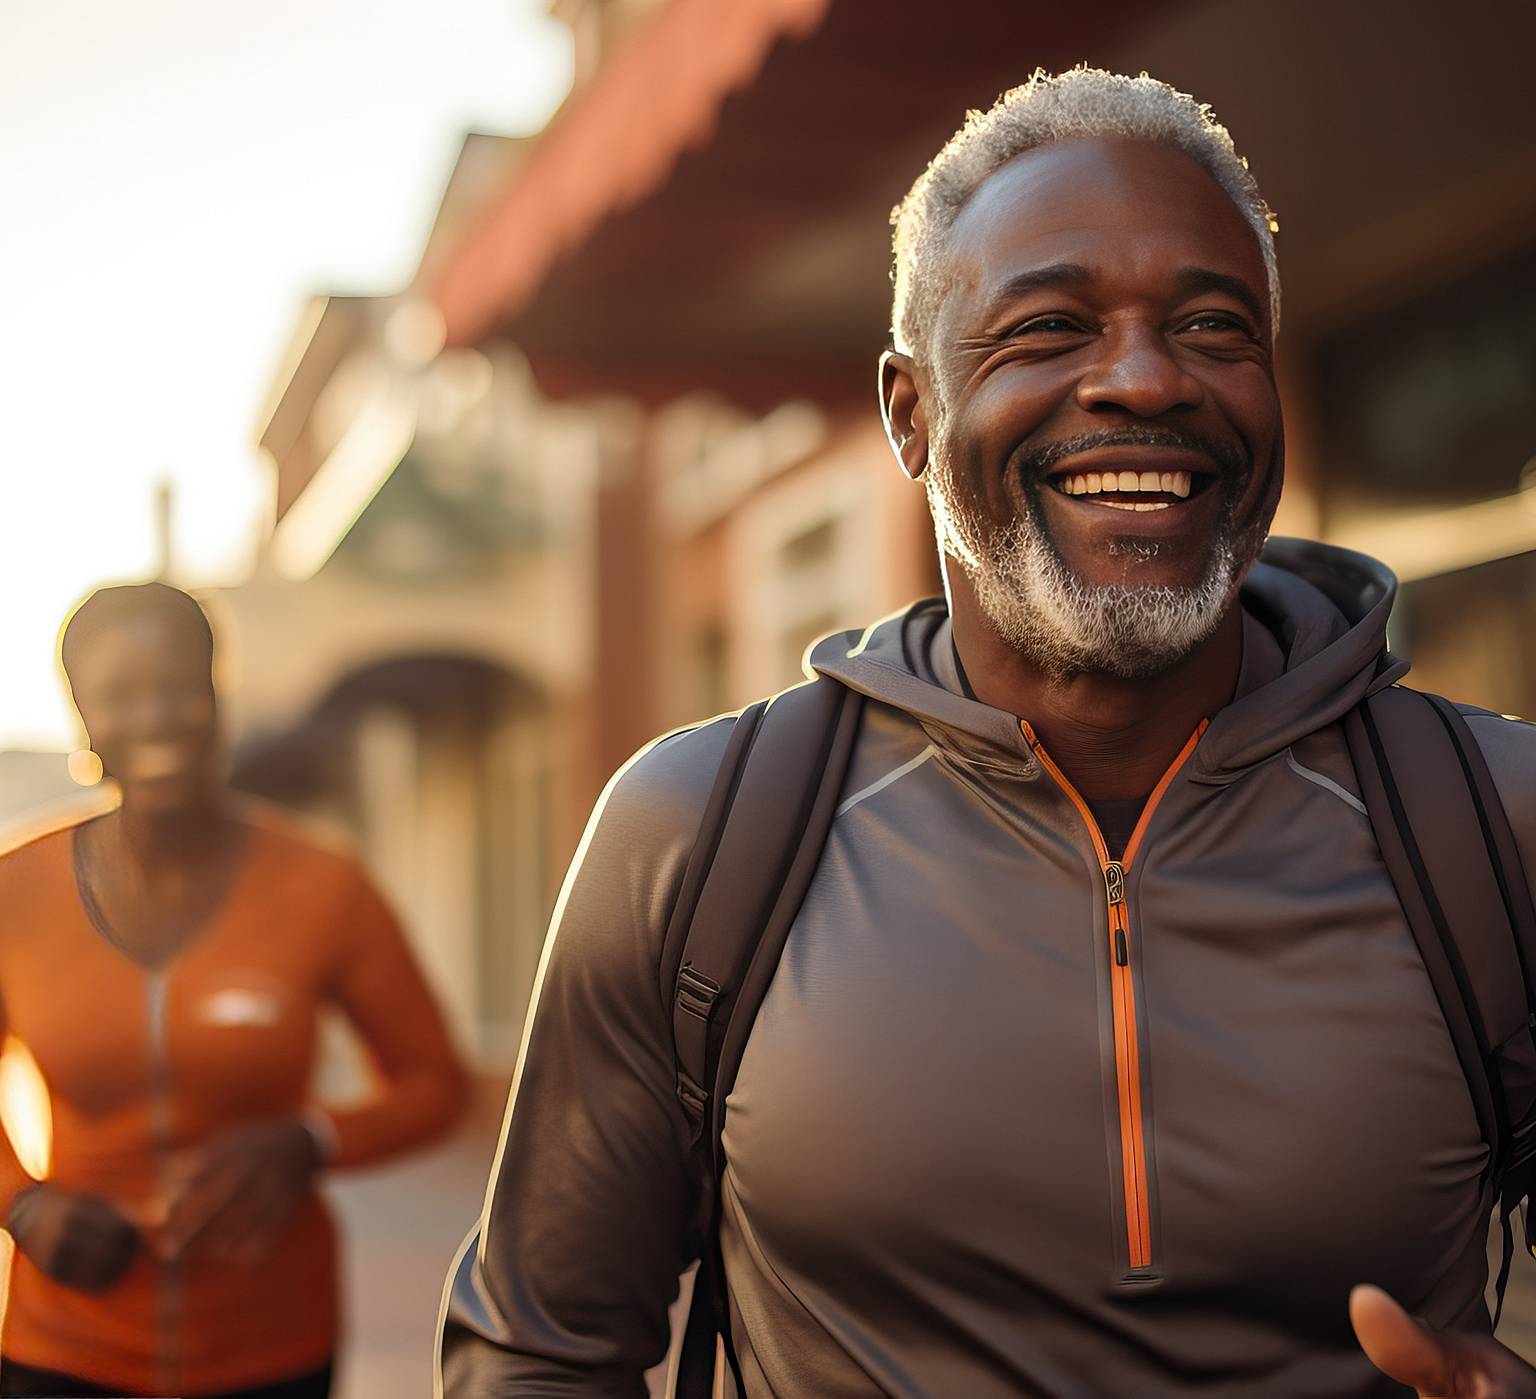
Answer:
[{"left": 1074, "top": 323, "right": 1203, "bottom": 418}]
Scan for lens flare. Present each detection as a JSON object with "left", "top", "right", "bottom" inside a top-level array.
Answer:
[{"left": 0, "top": 1038, "right": 52, "bottom": 1181}]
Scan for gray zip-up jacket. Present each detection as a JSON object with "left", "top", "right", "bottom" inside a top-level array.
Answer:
[{"left": 440, "top": 539, "right": 1536, "bottom": 1397}]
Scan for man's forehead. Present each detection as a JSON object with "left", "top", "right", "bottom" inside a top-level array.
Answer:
[{"left": 940, "top": 136, "right": 1267, "bottom": 315}]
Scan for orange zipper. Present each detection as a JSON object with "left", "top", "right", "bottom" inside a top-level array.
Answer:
[{"left": 1021, "top": 719, "right": 1208, "bottom": 1272}]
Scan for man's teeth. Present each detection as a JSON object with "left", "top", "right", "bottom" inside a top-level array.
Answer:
[{"left": 1056, "top": 469, "right": 1193, "bottom": 503}]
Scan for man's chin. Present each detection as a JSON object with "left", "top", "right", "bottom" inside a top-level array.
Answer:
[
  {"left": 1064, "top": 560, "right": 1224, "bottom": 596},
  {"left": 972, "top": 550, "right": 1239, "bottom": 682},
  {"left": 1043, "top": 521, "right": 1230, "bottom": 593}
]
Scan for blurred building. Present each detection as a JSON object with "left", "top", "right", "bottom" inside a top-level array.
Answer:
[{"left": 234, "top": 0, "right": 1536, "bottom": 1068}]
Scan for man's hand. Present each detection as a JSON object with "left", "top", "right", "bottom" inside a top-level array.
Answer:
[
  {"left": 157, "top": 1117, "right": 321, "bottom": 1268},
  {"left": 1351, "top": 1283, "right": 1536, "bottom": 1397},
  {"left": 7, "top": 1183, "right": 141, "bottom": 1291}
]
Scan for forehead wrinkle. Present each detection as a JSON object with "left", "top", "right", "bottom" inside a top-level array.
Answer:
[{"left": 963, "top": 138, "right": 1260, "bottom": 256}]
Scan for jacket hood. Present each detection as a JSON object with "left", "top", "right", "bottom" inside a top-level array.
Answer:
[{"left": 809, "top": 537, "right": 1406, "bottom": 781}]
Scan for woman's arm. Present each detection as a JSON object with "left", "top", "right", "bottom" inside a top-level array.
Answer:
[{"left": 316, "top": 866, "right": 469, "bottom": 1168}]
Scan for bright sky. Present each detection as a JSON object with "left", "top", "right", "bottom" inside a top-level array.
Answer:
[{"left": 0, "top": 0, "right": 572, "bottom": 750}]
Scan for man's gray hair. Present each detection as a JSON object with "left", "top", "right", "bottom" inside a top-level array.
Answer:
[{"left": 890, "top": 67, "right": 1280, "bottom": 361}]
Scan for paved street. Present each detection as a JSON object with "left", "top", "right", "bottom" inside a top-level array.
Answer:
[{"left": 327, "top": 1085, "right": 503, "bottom": 1399}]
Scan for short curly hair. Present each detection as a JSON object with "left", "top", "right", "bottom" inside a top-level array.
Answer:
[{"left": 891, "top": 67, "right": 1280, "bottom": 363}]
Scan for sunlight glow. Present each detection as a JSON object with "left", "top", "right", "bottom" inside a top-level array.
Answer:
[
  {"left": 269, "top": 382, "right": 419, "bottom": 581},
  {"left": 1331, "top": 481, "right": 1536, "bottom": 584},
  {"left": 0, "top": 0, "right": 574, "bottom": 750},
  {"left": 0, "top": 1039, "right": 52, "bottom": 1182}
]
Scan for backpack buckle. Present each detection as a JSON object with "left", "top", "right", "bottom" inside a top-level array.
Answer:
[
  {"left": 676, "top": 1071, "right": 709, "bottom": 1123},
  {"left": 676, "top": 964, "right": 722, "bottom": 1023},
  {"left": 1506, "top": 1115, "right": 1536, "bottom": 1175}
]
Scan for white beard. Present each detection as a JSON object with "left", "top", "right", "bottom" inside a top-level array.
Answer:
[{"left": 927, "top": 438, "right": 1244, "bottom": 681}]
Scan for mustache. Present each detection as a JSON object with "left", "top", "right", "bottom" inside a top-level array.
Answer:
[{"left": 1014, "top": 426, "right": 1247, "bottom": 481}]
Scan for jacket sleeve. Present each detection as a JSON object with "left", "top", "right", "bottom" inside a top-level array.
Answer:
[
  {"left": 315, "top": 863, "right": 469, "bottom": 1167},
  {"left": 437, "top": 721, "right": 732, "bottom": 1396}
]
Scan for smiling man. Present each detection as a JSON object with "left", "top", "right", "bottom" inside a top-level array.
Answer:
[{"left": 440, "top": 70, "right": 1536, "bottom": 1397}]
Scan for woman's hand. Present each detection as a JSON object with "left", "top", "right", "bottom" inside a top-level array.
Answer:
[
  {"left": 157, "top": 1118, "right": 322, "bottom": 1268},
  {"left": 7, "top": 1183, "right": 140, "bottom": 1291},
  {"left": 1352, "top": 1283, "right": 1536, "bottom": 1397}
]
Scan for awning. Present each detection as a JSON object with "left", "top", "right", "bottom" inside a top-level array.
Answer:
[
  {"left": 434, "top": 0, "right": 832, "bottom": 348},
  {"left": 429, "top": 0, "right": 1172, "bottom": 406}
]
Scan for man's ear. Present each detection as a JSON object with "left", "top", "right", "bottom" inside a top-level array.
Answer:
[{"left": 879, "top": 350, "right": 930, "bottom": 481}]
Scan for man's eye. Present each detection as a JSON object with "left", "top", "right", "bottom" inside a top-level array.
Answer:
[
  {"left": 1016, "top": 316, "right": 1084, "bottom": 335},
  {"left": 1182, "top": 313, "right": 1248, "bottom": 334}
]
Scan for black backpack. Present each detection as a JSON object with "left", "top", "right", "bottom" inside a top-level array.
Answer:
[{"left": 660, "top": 677, "right": 1536, "bottom": 1396}]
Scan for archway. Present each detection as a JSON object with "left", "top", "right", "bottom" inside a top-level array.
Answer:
[{"left": 232, "top": 652, "right": 551, "bottom": 1070}]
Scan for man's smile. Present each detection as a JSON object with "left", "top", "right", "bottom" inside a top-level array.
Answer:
[
  {"left": 1022, "top": 441, "right": 1232, "bottom": 541},
  {"left": 1049, "top": 465, "right": 1206, "bottom": 511},
  {"left": 1044, "top": 460, "right": 1222, "bottom": 519}
]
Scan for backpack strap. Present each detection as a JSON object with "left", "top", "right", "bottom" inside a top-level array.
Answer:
[
  {"left": 661, "top": 677, "right": 865, "bottom": 1396},
  {"left": 1419, "top": 695, "right": 1536, "bottom": 1319},
  {"left": 1345, "top": 685, "right": 1536, "bottom": 1320}
]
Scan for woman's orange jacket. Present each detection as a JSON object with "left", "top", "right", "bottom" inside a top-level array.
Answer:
[{"left": 0, "top": 802, "right": 468, "bottom": 1394}]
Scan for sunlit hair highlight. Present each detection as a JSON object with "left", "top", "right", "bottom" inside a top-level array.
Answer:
[{"left": 890, "top": 66, "right": 1280, "bottom": 362}]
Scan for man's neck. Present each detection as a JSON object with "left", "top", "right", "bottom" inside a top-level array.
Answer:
[{"left": 950, "top": 581, "right": 1243, "bottom": 801}]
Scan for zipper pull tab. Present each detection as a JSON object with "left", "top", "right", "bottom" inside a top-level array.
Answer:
[{"left": 1105, "top": 862, "right": 1130, "bottom": 966}]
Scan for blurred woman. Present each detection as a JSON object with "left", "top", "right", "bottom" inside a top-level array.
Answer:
[{"left": 0, "top": 582, "right": 468, "bottom": 1398}]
